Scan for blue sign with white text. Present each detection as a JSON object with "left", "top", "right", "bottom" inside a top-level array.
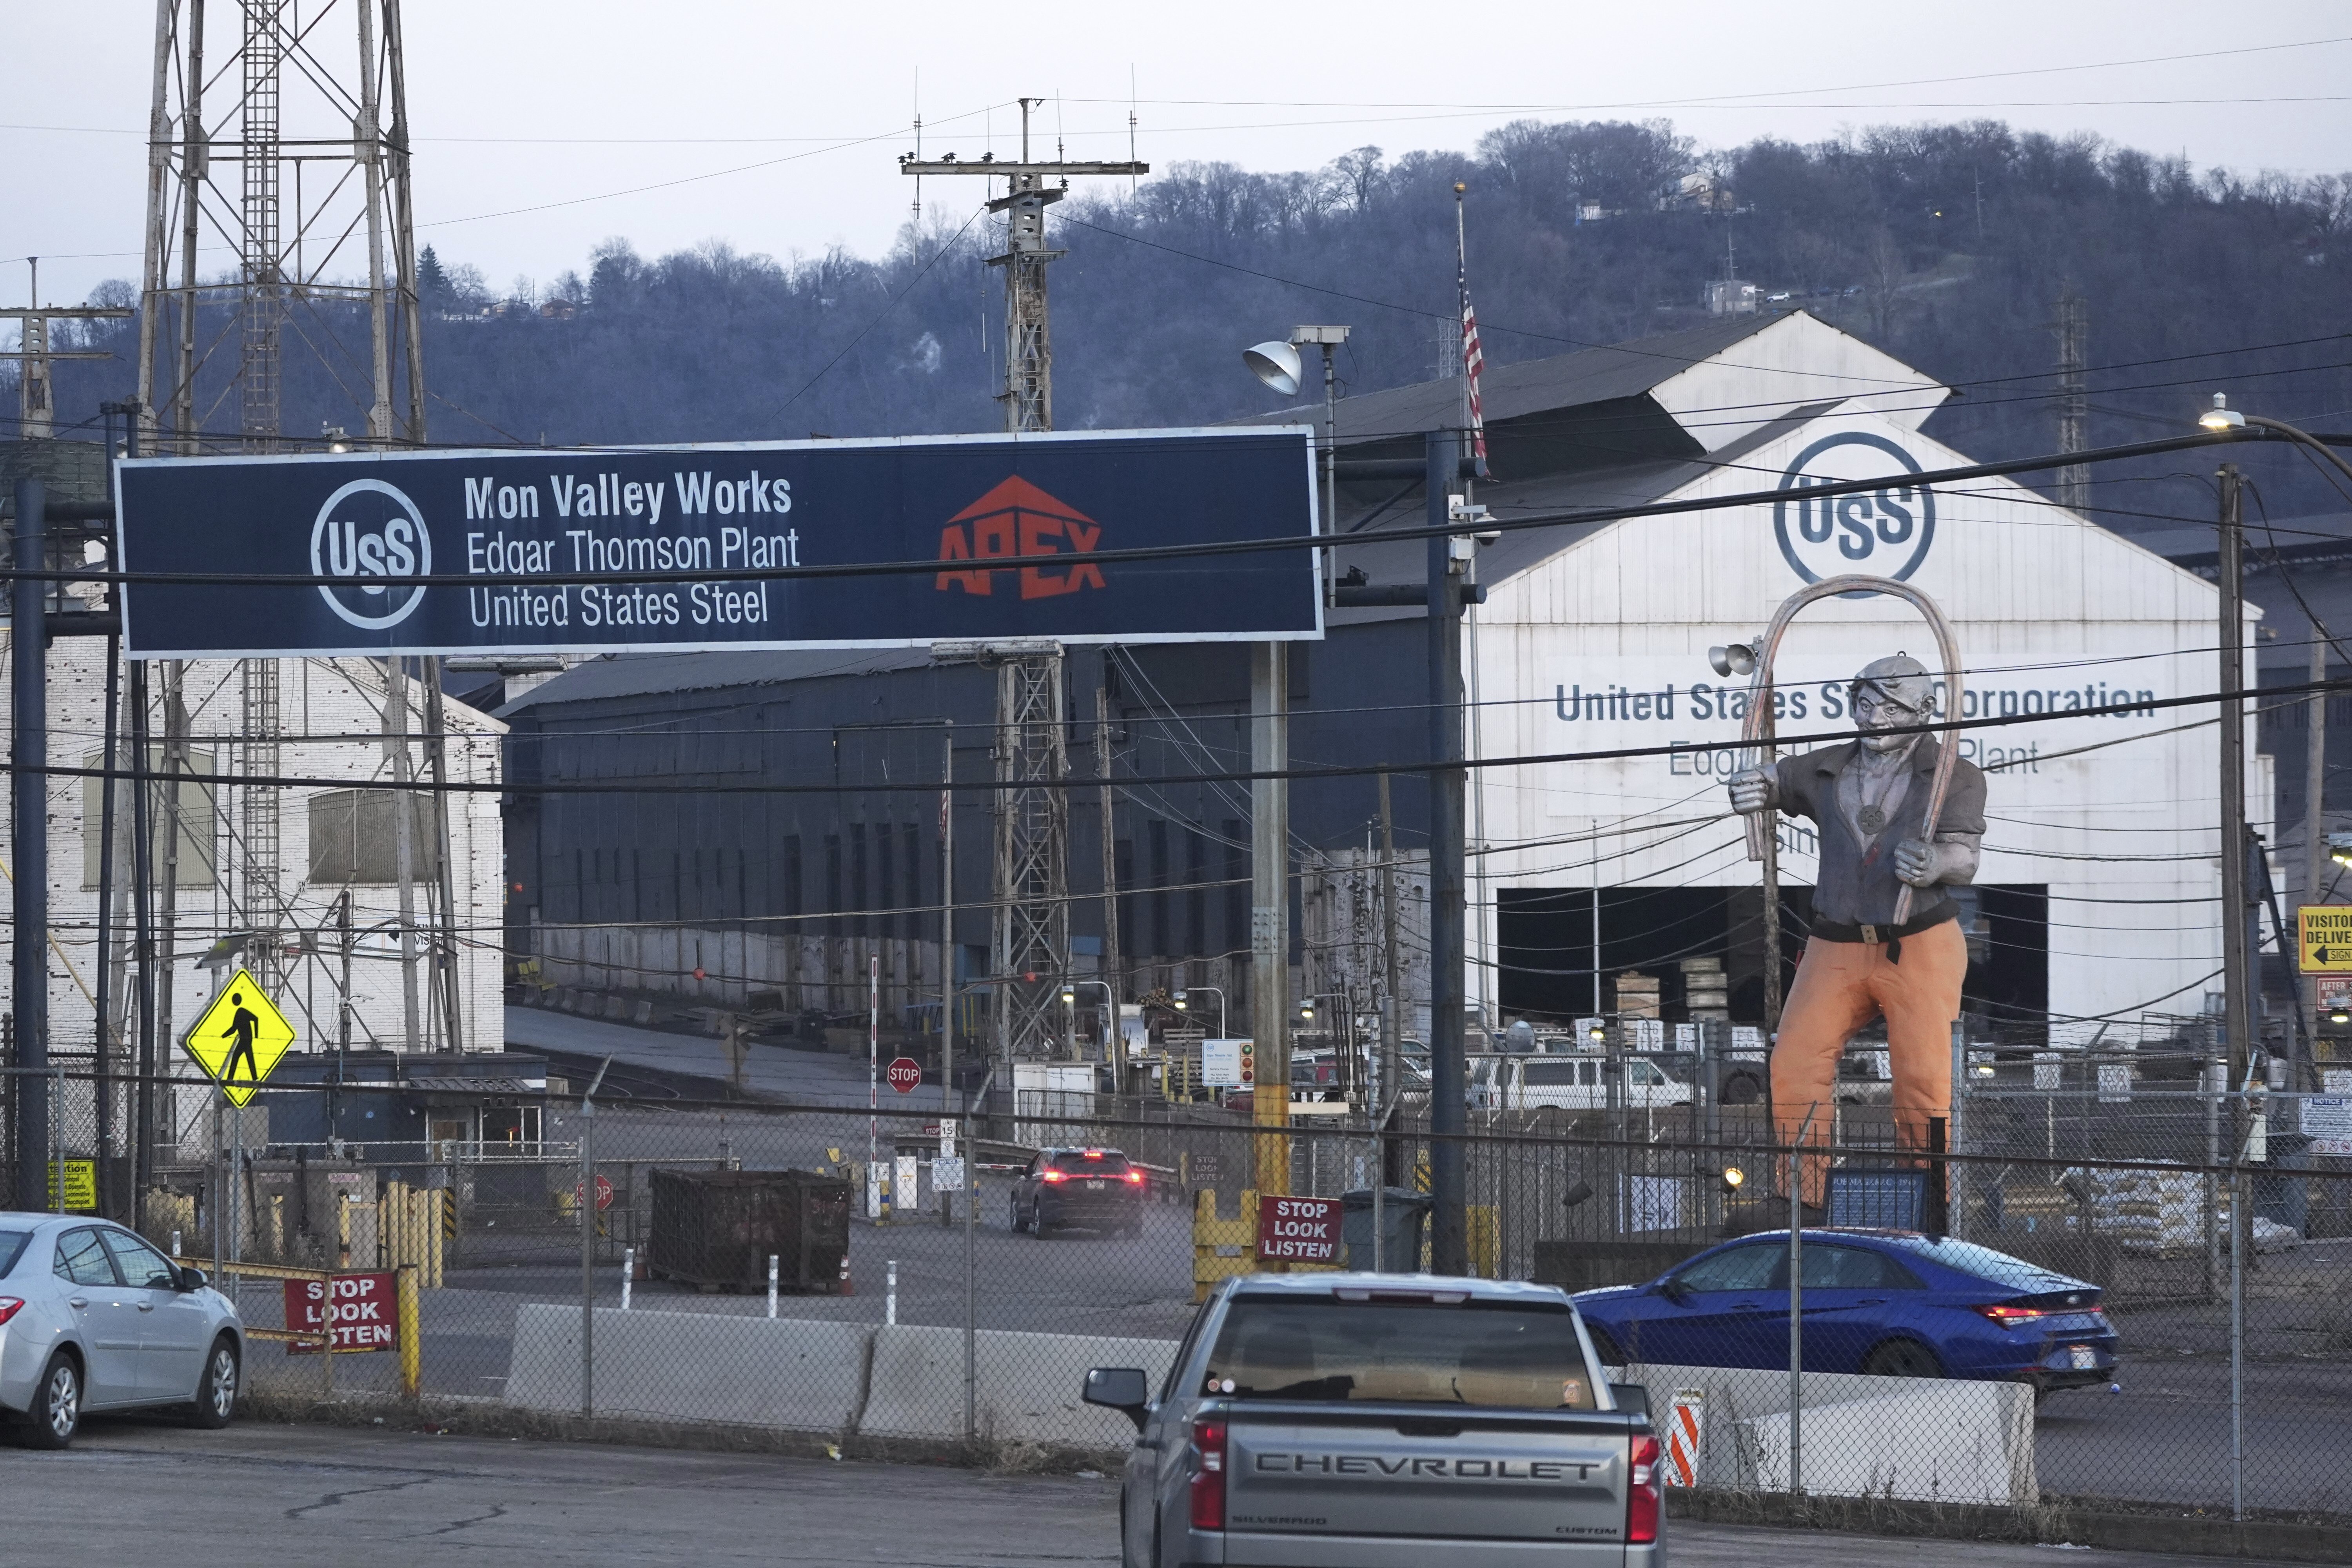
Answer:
[{"left": 114, "top": 428, "right": 1322, "bottom": 658}]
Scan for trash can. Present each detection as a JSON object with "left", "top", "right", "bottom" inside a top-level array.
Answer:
[{"left": 1341, "top": 1187, "right": 1432, "bottom": 1271}]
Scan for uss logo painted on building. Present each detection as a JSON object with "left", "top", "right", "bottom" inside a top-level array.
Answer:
[{"left": 1771, "top": 432, "right": 1935, "bottom": 587}]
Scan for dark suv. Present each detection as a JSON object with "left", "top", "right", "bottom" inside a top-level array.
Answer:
[{"left": 1011, "top": 1147, "right": 1145, "bottom": 1237}]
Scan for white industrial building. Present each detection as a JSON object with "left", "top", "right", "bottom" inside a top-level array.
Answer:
[
  {"left": 1280, "top": 310, "right": 2260, "bottom": 1044},
  {"left": 0, "top": 481, "right": 509, "bottom": 1168}
]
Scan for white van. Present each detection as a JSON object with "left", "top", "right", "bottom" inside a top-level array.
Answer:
[{"left": 1468, "top": 1052, "right": 1693, "bottom": 1112}]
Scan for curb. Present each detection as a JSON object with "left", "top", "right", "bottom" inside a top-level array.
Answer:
[{"left": 1666, "top": 1489, "right": 2347, "bottom": 1563}]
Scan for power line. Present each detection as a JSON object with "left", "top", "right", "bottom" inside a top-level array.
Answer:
[{"left": 16, "top": 671, "right": 2347, "bottom": 800}]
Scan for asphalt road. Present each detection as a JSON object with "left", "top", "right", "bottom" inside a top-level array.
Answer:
[{"left": 2, "top": 1420, "right": 2263, "bottom": 1567}]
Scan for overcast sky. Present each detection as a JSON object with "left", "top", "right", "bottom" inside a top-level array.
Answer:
[{"left": 4, "top": 2, "right": 2349, "bottom": 309}]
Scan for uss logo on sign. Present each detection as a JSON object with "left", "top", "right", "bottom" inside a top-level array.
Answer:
[
  {"left": 310, "top": 477, "right": 432, "bottom": 630},
  {"left": 1771, "top": 432, "right": 1935, "bottom": 587}
]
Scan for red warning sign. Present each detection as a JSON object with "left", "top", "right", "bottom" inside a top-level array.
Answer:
[
  {"left": 284, "top": 1270, "right": 399, "bottom": 1354},
  {"left": 1257, "top": 1194, "right": 1343, "bottom": 1263}
]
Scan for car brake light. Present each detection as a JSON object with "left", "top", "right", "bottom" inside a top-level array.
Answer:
[
  {"left": 1083, "top": 1149, "right": 1104, "bottom": 1159},
  {"left": 1040, "top": 1169, "right": 1068, "bottom": 1184},
  {"left": 1189, "top": 1416, "right": 1228, "bottom": 1531},
  {"left": 1627, "top": 1433, "right": 1661, "bottom": 1544},
  {"left": 1975, "top": 1303, "right": 2048, "bottom": 1323},
  {"left": 1123, "top": 1170, "right": 1144, "bottom": 1185},
  {"left": 0, "top": 1298, "right": 22, "bottom": 1327}
]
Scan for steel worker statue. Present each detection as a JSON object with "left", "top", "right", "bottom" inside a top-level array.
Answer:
[{"left": 1717, "top": 577, "right": 1981, "bottom": 1213}]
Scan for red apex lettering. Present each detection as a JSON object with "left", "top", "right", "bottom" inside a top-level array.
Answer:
[{"left": 934, "top": 477, "right": 1108, "bottom": 600}]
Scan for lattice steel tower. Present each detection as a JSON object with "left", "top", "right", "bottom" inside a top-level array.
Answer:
[{"left": 134, "top": 0, "right": 432, "bottom": 1015}]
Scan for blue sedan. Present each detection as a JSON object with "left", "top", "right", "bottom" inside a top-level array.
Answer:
[{"left": 1573, "top": 1230, "right": 2118, "bottom": 1398}]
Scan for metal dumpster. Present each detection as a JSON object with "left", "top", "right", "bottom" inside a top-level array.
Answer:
[{"left": 648, "top": 1168, "right": 851, "bottom": 1293}]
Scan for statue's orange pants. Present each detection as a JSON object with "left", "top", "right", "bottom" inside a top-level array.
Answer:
[{"left": 1769, "top": 918, "right": 1967, "bottom": 1205}]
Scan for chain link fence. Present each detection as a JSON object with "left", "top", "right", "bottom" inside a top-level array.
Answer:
[{"left": 8, "top": 1062, "right": 2351, "bottom": 1524}]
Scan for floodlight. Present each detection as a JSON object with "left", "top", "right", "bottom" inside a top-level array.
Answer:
[
  {"left": 1708, "top": 642, "right": 1758, "bottom": 678},
  {"left": 1720, "top": 1166, "right": 1746, "bottom": 1192},
  {"left": 1244, "top": 340, "right": 1303, "bottom": 397},
  {"left": 2199, "top": 393, "right": 2245, "bottom": 432}
]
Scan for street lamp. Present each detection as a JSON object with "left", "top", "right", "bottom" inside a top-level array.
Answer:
[
  {"left": 2199, "top": 394, "right": 2352, "bottom": 486},
  {"left": 2200, "top": 395, "right": 2352, "bottom": 1093},
  {"left": 1245, "top": 325, "right": 1350, "bottom": 540},
  {"left": 1172, "top": 985, "right": 1226, "bottom": 1038}
]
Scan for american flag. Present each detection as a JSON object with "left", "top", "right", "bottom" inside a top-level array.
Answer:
[{"left": 1457, "top": 247, "right": 1487, "bottom": 465}]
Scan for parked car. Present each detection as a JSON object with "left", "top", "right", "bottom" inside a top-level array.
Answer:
[
  {"left": 1469, "top": 1050, "right": 1693, "bottom": 1112},
  {"left": 1083, "top": 1273, "right": 1661, "bottom": 1565},
  {"left": 1009, "top": 1147, "right": 1146, "bottom": 1237},
  {"left": 0, "top": 1214, "right": 244, "bottom": 1447},
  {"left": 1573, "top": 1229, "right": 2117, "bottom": 1399}
]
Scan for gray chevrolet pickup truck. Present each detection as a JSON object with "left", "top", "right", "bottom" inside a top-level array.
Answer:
[{"left": 1085, "top": 1273, "right": 1662, "bottom": 1566}]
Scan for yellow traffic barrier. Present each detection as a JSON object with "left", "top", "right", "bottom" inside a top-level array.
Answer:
[
  {"left": 1192, "top": 1188, "right": 1258, "bottom": 1302},
  {"left": 1467, "top": 1204, "right": 1500, "bottom": 1280},
  {"left": 396, "top": 1263, "right": 421, "bottom": 1398}
]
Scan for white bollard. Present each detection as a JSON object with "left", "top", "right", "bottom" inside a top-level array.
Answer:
[
  {"left": 887, "top": 1259, "right": 898, "bottom": 1326},
  {"left": 621, "top": 1247, "right": 634, "bottom": 1310},
  {"left": 768, "top": 1254, "right": 779, "bottom": 1318}
]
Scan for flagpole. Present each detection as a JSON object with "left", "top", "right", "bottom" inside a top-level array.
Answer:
[
  {"left": 1455, "top": 184, "right": 1474, "bottom": 438},
  {"left": 1453, "top": 180, "right": 1494, "bottom": 1043}
]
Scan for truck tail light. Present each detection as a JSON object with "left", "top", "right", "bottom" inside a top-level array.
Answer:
[
  {"left": 0, "top": 1297, "right": 22, "bottom": 1327},
  {"left": 1189, "top": 1416, "right": 1228, "bottom": 1531},
  {"left": 1627, "top": 1433, "right": 1661, "bottom": 1544}
]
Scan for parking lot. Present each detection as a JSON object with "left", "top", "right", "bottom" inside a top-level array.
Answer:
[{"left": 0, "top": 1421, "right": 2267, "bottom": 1567}]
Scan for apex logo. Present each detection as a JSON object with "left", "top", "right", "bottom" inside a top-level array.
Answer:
[{"left": 933, "top": 476, "right": 1107, "bottom": 599}]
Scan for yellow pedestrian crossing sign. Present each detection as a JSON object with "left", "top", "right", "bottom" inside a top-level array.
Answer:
[
  {"left": 182, "top": 969, "right": 296, "bottom": 1107},
  {"left": 2299, "top": 906, "right": 2352, "bottom": 973}
]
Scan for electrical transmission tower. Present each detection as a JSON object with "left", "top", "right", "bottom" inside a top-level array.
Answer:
[
  {"left": 134, "top": 1, "right": 450, "bottom": 1047},
  {"left": 2053, "top": 281, "right": 2089, "bottom": 513},
  {"left": 906, "top": 106, "right": 1146, "bottom": 1066}
]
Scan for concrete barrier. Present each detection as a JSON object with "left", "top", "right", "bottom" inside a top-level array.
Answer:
[
  {"left": 504, "top": 1306, "right": 874, "bottom": 1433},
  {"left": 1614, "top": 1361, "right": 2036, "bottom": 1505},
  {"left": 862, "top": 1325, "right": 1180, "bottom": 1450}
]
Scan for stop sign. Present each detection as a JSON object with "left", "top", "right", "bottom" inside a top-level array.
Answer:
[
  {"left": 887, "top": 1056, "right": 923, "bottom": 1094},
  {"left": 575, "top": 1173, "right": 614, "bottom": 1211}
]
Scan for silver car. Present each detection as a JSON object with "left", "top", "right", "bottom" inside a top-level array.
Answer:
[{"left": 0, "top": 1214, "right": 243, "bottom": 1448}]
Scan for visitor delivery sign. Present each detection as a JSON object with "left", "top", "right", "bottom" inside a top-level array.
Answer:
[{"left": 112, "top": 429, "right": 1321, "bottom": 659}]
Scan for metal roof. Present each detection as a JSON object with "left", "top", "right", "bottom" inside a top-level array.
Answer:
[
  {"left": 1325, "top": 403, "right": 1837, "bottom": 626},
  {"left": 498, "top": 645, "right": 940, "bottom": 716},
  {"left": 1227, "top": 313, "right": 1793, "bottom": 443}
]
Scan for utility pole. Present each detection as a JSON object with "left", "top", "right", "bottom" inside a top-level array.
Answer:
[
  {"left": 2219, "top": 464, "right": 2251, "bottom": 1090},
  {"left": 900, "top": 100, "right": 1146, "bottom": 434},
  {"left": 2308, "top": 625, "right": 2330, "bottom": 1091},
  {"left": 0, "top": 293, "right": 131, "bottom": 439},
  {"left": 1377, "top": 774, "right": 1402, "bottom": 1155},
  {"left": 12, "top": 480, "right": 50, "bottom": 1211},
  {"left": 2053, "top": 283, "right": 2089, "bottom": 513},
  {"left": 1427, "top": 430, "right": 1469, "bottom": 1276},
  {"left": 1252, "top": 643, "right": 1292, "bottom": 1202},
  {"left": 1096, "top": 681, "right": 1123, "bottom": 1081},
  {"left": 906, "top": 111, "right": 1144, "bottom": 1080}
]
